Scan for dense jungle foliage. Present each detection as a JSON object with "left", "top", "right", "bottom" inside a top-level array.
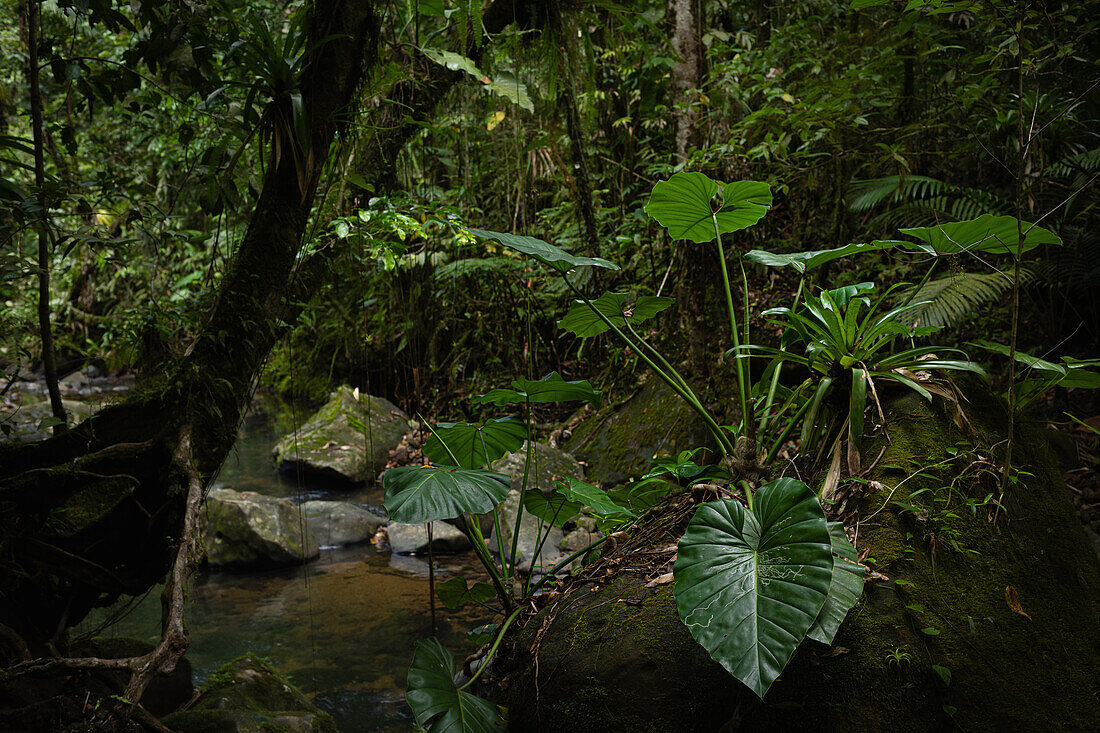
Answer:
[{"left": 1, "top": 0, "right": 1099, "bottom": 730}]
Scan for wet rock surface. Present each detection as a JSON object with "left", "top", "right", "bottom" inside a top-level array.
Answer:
[{"left": 200, "top": 488, "right": 319, "bottom": 567}]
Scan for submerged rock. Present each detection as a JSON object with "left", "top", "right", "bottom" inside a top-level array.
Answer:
[
  {"left": 487, "top": 386, "right": 1100, "bottom": 732},
  {"left": 272, "top": 386, "right": 409, "bottom": 484},
  {"left": 563, "top": 372, "right": 711, "bottom": 485},
  {"left": 200, "top": 488, "right": 319, "bottom": 567},
  {"left": 161, "top": 654, "right": 336, "bottom": 733},
  {"left": 387, "top": 521, "right": 471, "bottom": 555},
  {"left": 300, "top": 500, "right": 384, "bottom": 547}
]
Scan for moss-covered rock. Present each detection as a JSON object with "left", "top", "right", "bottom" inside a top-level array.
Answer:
[
  {"left": 487, "top": 386, "right": 1100, "bottom": 732},
  {"left": 491, "top": 442, "right": 585, "bottom": 494},
  {"left": 563, "top": 373, "right": 711, "bottom": 486},
  {"left": 161, "top": 655, "right": 336, "bottom": 733},
  {"left": 199, "top": 488, "right": 319, "bottom": 567},
  {"left": 271, "top": 386, "right": 409, "bottom": 485}
]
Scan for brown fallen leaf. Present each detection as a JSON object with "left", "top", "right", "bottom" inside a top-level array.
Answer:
[
  {"left": 1005, "top": 585, "right": 1032, "bottom": 620},
  {"left": 821, "top": 646, "right": 851, "bottom": 658},
  {"left": 645, "top": 572, "right": 674, "bottom": 587}
]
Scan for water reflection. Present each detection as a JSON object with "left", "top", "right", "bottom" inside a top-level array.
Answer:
[{"left": 80, "top": 410, "right": 493, "bottom": 732}]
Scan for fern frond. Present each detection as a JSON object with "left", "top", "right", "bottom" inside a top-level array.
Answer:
[
  {"left": 847, "top": 175, "right": 952, "bottom": 212},
  {"left": 899, "top": 270, "right": 1030, "bottom": 329}
]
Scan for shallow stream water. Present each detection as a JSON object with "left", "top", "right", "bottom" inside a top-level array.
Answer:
[{"left": 76, "top": 410, "right": 491, "bottom": 732}]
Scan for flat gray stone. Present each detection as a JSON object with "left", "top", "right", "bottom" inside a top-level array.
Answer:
[
  {"left": 387, "top": 521, "right": 471, "bottom": 555},
  {"left": 300, "top": 500, "right": 384, "bottom": 547}
]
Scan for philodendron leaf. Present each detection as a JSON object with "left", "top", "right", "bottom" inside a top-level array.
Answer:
[
  {"left": 423, "top": 417, "right": 527, "bottom": 469},
  {"left": 899, "top": 214, "right": 1061, "bottom": 256},
  {"left": 464, "top": 227, "right": 618, "bottom": 274},
  {"left": 406, "top": 637, "right": 504, "bottom": 732},
  {"left": 436, "top": 577, "right": 497, "bottom": 610},
  {"left": 523, "top": 490, "right": 584, "bottom": 527},
  {"left": 557, "top": 291, "right": 674, "bottom": 337},
  {"left": 807, "top": 522, "right": 866, "bottom": 645},
  {"left": 383, "top": 466, "right": 511, "bottom": 524},
  {"left": 645, "top": 172, "right": 772, "bottom": 243},
  {"left": 745, "top": 240, "right": 902, "bottom": 274},
  {"left": 559, "top": 477, "right": 633, "bottom": 518},
  {"left": 474, "top": 372, "right": 601, "bottom": 408},
  {"left": 673, "top": 477, "right": 833, "bottom": 698}
]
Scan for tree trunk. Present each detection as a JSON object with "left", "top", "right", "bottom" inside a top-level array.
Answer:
[
  {"left": 0, "top": 0, "right": 379, "bottom": 692},
  {"left": 669, "top": 0, "right": 702, "bottom": 163}
]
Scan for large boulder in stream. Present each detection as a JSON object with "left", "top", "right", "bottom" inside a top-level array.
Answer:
[
  {"left": 485, "top": 385, "right": 1100, "bottom": 732},
  {"left": 492, "top": 441, "right": 585, "bottom": 493},
  {"left": 563, "top": 372, "right": 711, "bottom": 485},
  {"left": 387, "top": 521, "right": 471, "bottom": 554},
  {"left": 161, "top": 654, "right": 336, "bottom": 733},
  {"left": 272, "top": 386, "right": 409, "bottom": 484},
  {"left": 300, "top": 500, "right": 384, "bottom": 547},
  {"left": 200, "top": 488, "right": 319, "bottom": 567}
]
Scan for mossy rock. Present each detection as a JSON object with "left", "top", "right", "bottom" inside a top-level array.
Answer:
[
  {"left": 487, "top": 386, "right": 1100, "bottom": 732},
  {"left": 563, "top": 373, "right": 711, "bottom": 486},
  {"left": 271, "top": 386, "right": 409, "bottom": 485},
  {"left": 162, "top": 655, "right": 336, "bottom": 733},
  {"left": 199, "top": 488, "right": 319, "bottom": 567},
  {"left": 491, "top": 442, "right": 585, "bottom": 494}
]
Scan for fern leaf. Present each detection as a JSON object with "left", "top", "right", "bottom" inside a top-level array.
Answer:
[{"left": 900, "top": 271, "right": 1026, "bottom": 329}]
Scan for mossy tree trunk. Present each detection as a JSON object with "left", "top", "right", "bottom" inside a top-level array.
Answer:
[{"left": 0, "top": 0, "right": 379, "bottom": 715}]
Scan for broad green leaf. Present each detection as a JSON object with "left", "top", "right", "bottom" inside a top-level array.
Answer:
[
  {"left": 899, "top": 214, "right": 1061, "bottom": 257},
  {"left": 474, "top": 372, "right": 602, "bottom": 408},
  {"left": 645, "top": 172, "right": 772, "bottom": 243},
  {"left": 746, "top": 241, "right": 901, "bottom": 274},
  {"left": 406, "top": 637, "right": 504, "bottom": 732},
  {"left": 606, "top": 478, "right": 675, "bottom": 515},
  {"left": 807, "top": 523, "right": 866, "bottom": 645},
  {"left": 436, "top": 577, "right": 497, "bottom": 610},
  {"left": 523, "top": 490, "right": 584, "bottom": 527},
  {"left": 557, "top": 292, "right": 674, "bottom": 337},
  {"left": 673, "top": 478, "right": 833, "bottom": 698},
  {"left": 423, "top": 417, "right": 527, "bottom": 469},
  {"left": 420, "top": 47, "right": 482, "bottom": 78},
  {"left": 464, "top": 227, "right": 619, "bottom": 274},
  {"left": 486, "top": 71, "right": 534, "bottom": 112},
  {"left": 559, "top": 477, "right": 633, "bottom": 518},
  {"left": 383, "top": 466, "right": 511, "bottom": 524}
]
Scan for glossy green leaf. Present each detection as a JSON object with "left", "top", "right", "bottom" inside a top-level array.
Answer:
[
  {"left": 645, "top": 172, "right": 772, "bottom": 243},
  {"left": 674, "top": 478, "right": 833, "bottom": 698},
  {"left": 606, "top": 478, "right": 676, "bottom": 515},
  {"left": 807, "top": 523, "right": 865, "bottom": 645},
  {"left": 474, "top": 372, "right": 602, "bottom": 408},
  {"left": 899, "top": 214, "right": 1061, "bottom": 256},
  {"left": 485, "top": 71, "right": 533, "bottom": 112},
  {"left": 423, "top": 417, "right": 527, "bottom": 470},
  {"left": 557, "top": 291, "right": 674, "bottom": 337},
  {"left": 522, "top": 490, "right": 583, "bottom": 527},
  {"left": 464, "top": 227, "right": 618, "bottom": 274},
  {"left": 559, "top": 477, "right": 633, "bottom": 518},
  {"left": 746, "top": 241, "right": 901, "bottom": 274},
  {"left": 383, "top": 466, "right": 511, "bottom": 524},
  {"left": 436, "top": 577, "right": 497, "bottom": 610},
  {"left": 406, "top": 637, "right": 504, "bottom": 732}
]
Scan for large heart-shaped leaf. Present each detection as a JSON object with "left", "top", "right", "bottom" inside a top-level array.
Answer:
[
  {"left": 383, "top": 466, "right": 511, "bottom": 524},
  {"left": 423, "top": 417, "right": 527, "bottom": 469},
  {"left": 406, "top": 637, "right": 504, "bottom": 732},
  {"left": 745, "top": 240, "right": 902, "bottom": 274},
  {"left": 807, "top": 522, "right": 866, "bottom": 645},
  {"left": 899, "top": 214, "right": 1061, "bottom": 256},
  {"left": 436, "top": 577, "right": 498, "bottom": 610},
  {"left": 645, "top": 172, "right": 772, "bottom": 243},
  {"left": 474, "top": 372, "right": 601, "bottom": 408},
  {"left": 673, "top": 478, "right": 833, "bottom": 698},
  {"left": 464, "top": 227, "right": 619, "bottom": 274},
  {"left": 557, "top": 291, "right": 675, "bottom": 337}
]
